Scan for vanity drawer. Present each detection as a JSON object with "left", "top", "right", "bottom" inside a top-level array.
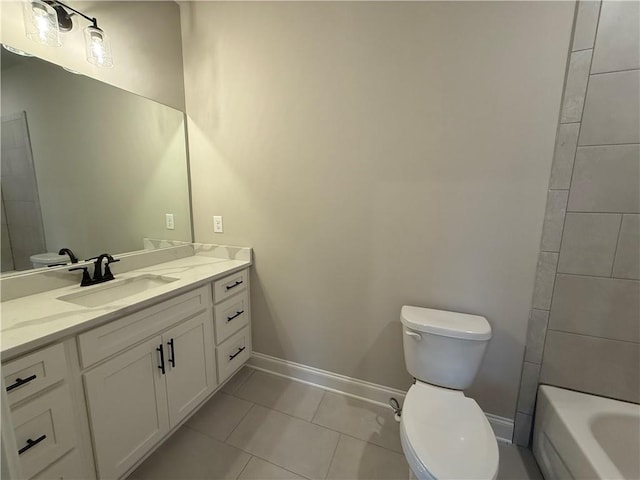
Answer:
[
  {"left": 12, "top": 384, "right": 77, "bottom": 479},
  {"left": 31, "top": 449, "right": 85, "bottom": 480},
  {"left": 77, "top": 285, "right": 212, "bottom": 368},
  {"left": 214, "top": 290, "right": 250, "bottom": 345},
  {"left": 216, "top": 326, "right": 251, "bottom": 384},
  {"left": 213, "top": 269, "right": 248, "bottom": 303},
  {"left": 4, "top": 343, "right": 67, "bottom": 406}
]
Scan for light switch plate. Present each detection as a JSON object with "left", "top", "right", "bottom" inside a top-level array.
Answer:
[
  {"left": 213, "top": 215, "right": 223, "bottom": 233},
  {"left": 165, "top": 213, "right": 175, "bottom": 230}
]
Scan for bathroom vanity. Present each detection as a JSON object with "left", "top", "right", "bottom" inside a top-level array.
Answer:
[{"left": 0, "top": 245, "right": 252, "bottom": 479}]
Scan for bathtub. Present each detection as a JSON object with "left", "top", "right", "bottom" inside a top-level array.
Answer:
[{"left": 533, "top": 385, "right": 640, "bottom": 480}]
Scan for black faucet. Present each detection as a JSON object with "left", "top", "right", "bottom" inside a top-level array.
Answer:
[
  {"left": 58, "top": 248, "right": 79, "bottom": 264},
  {"left": 68, "top": 266, "right": 94, "bottom": 287},
  {"left": 69, "top": 253, "right": 120, "bottom": 287},
  {"left": 88, "top": 253, "right": 120, "bottom": 282}
]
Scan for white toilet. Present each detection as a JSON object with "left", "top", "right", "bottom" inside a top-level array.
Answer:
[
  {"left": 399, "top": 305, "right": 499, "bottom": 480},
  {"left": 30, "top": 252, "right": 69, "bottom": 269}
]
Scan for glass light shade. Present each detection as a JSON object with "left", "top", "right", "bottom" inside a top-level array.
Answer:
[
  {"left": 2, "top": 43, "right": 34, "bottom": 57},
  {"left": 23, "top": 0, "right": 61, "bottom": 47},
  {"left": 84, "top": 25, "right": 113, "bottom": 68}
]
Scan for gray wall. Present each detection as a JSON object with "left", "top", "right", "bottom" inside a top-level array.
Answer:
[
  {"left": 181, "top": 1, "right": 575, "bottom": 420},
  {"left": 515, "top": 0, "right": 640, "bottom": 445}
]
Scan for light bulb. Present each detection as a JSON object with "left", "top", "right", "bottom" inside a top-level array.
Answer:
[
  {"left": 23, "top": 0, "right": 61, "bottom": 47},
  {"left": 84, "top": 25, "right": 113, "bottom": 68}
]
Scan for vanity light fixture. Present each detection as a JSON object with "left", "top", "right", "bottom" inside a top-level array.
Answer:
[
  {"left": 22, "top": 0, "right": 113, "bottom": 68},
  {"left": 1, "top": 43, "right": 35, "bottom": 57}
]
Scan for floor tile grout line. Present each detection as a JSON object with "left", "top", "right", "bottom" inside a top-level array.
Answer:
[
  {"left": 323, "top": 433, "right": 343, "bottom": 480},
  {"left": 233, "top": 369, "right": 329, "bottom": 422},
  {"left": 234, "top": 454, "right": 253, "bottom": 480},
  {"left": 229, "top": 368, "right": 255, "bottom": 396},
  {"left": 221, "top": 402, "right": 405, "bottom": 470},
  {"left": 224, "top": 402, "right": 257, "bottom": 443},
  {"left": 231, "top": 445, "right": 314, "bottom": 480},
  {"left": 230, "top": 376, "right": 404, "bottom": 455},
  {"left": 310, "top": 390, "right": 327, "bottom": 424},
  {"left": 233, "top": 392, "right": 326, "bottom": 423}
]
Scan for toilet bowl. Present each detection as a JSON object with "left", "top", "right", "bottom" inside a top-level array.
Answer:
[
  {"left": 400, "top": 382, "right": 499, "bottom": 479},
  {"left": 399, "top": 305, "right": 499, "bottom": 480},
  {"left": 30, "top": 252, "right": 69, "bottom": 269}
]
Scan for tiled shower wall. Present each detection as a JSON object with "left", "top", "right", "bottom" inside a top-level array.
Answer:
[
  {"left": 0, "top": 112, "right": 46, "bottom": 272},
  {"left": 514, "top": 0, "right": 640, "bottom": 446}
]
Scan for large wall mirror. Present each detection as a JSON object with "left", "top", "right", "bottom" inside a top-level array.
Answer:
[{"left": 1, "top": 48, "right": 192, "bottom": 275}]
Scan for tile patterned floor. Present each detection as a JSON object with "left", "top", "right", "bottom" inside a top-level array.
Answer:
[{"left": 129, "top": 367, "right": 543, "bottom": 480}]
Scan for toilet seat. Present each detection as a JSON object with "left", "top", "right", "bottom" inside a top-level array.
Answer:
[{"left": 400, "top": 382, "right": 499, "bottom": 480}]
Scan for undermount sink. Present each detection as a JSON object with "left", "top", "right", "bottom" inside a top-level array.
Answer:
[{"left": 58, "top": 274, "right": 179, "bottom": 307}]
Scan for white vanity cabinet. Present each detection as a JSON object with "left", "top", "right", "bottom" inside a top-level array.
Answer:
[
  {"left": 2, "top": 341, "right": 94, "bottom": 480},
  {"left": 212, "top": 269, "right": 251, "bottom": 384},
  {"left": 81, "top": 286, "right": 216, "bottom": 479},
  {"left": 2, "top": 265, "right": 252, "bottom": 480}
]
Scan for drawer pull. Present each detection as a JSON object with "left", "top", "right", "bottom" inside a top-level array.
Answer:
[
  {"left": 157, "top": 344, "right": 166, "bottom": 375},
  {"left": 6, "top": 374, "right": 37, "bottom": 392},
  {"left": 225, "top": 280, "right": 243, "bottom": 291},
  {"left": 229, "top": 346, "right": 246, "bottom": 361},
  {"left": 168, "top": 338, "right": 176, "bottom": 368},
  {"left": 18, "top": 435, "right": 47, "bottom": 455},
  {"left": 227, "top": 310, "right": 245, "bottom": 322}
]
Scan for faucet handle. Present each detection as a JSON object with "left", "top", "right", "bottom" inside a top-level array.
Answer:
[
  {"left": 103, "top": 257, "right": 120, "bottom": 281},
  {"left": 69, "top": 267, "right": 93, "bottom": 287}
]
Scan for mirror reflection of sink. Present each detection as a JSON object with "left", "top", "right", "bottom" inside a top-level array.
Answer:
[{"left": 58, "top": 274, "right": 179, "bottom": 307}]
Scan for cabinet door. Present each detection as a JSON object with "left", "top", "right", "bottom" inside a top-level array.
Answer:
[
  {"left": 83, "top": 336, "right": 169, "bottom": 480},
  {"left": 163, "top": 311, "right": 216, "bottom": 427}
]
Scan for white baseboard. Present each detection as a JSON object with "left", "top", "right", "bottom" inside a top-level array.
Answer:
[
  {"left": 248, "top": 352, "right": 406, "bottom": 408},
  {"left": 486, "top": 414, "right": 514, "bottom": 443},
  {"left": 248, "top": 352, "right": 514, "bottom": 443}
]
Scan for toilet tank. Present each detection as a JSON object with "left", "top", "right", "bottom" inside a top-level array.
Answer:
[{"left": 400, "top": 306, "right": 492, "bottom": 390}]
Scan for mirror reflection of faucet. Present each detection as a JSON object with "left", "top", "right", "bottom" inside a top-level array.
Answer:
[
  {"left": 58, "top": 248, "right": 79, "bottom": 264},
  {"left": 69, "top": 253, "right": 120, "bottom": 287}
]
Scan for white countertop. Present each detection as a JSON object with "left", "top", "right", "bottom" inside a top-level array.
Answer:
[{"left": 1, "top": 254, "right": 251, "bottom": 361}]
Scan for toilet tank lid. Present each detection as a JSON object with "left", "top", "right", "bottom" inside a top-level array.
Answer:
[{"left": 401, "top": 306, "right": 492, "bottom": 340}]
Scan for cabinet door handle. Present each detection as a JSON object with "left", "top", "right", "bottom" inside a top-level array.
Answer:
[
  {"left": 168, "top": 338, "right": 176, "bottom": 368},
  {"left": 227, "top": 310, "right": 244, "bottom": 322},
  {"left": 18, "top": 435, "right": 47, "bottom": 455},
  {"left": 229, "top": 346, "right": 246, "bottom": 361},
  {"left": 157, "top": 344, "right": 166, "bottom": 374},
  {"left": 6, "top": 374, "right": 37, "bottom": 392},
  {"left": 225, "top": 280, "right": 243, "bottom": 291}
]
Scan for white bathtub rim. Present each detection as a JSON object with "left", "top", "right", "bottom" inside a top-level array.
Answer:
[{"left": 536, "top": 385, "right": 640, "bottom": 480}]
